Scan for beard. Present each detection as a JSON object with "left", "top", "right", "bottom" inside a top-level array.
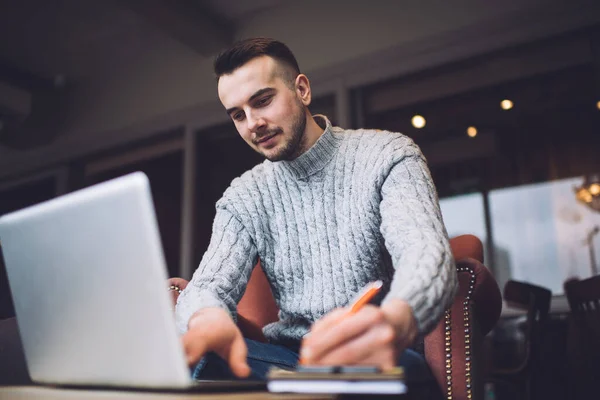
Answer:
[{"left": 256, "top": 101, "right": 307, "bottom": 162}]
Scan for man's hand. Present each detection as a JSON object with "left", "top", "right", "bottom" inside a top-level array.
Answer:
[
  {"left": 182, "top": 307, "right": 251, "bottom": 378},
  {"left": 300, "top": 298, "right": 418, "bottom": 370},
  {"left": 167, "top": 277, "right": 189, "bottom": 306}
]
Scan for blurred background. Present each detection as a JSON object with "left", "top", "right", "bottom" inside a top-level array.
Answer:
[{"left": 0, "top": 0, "right": 599, "bottom": 397}]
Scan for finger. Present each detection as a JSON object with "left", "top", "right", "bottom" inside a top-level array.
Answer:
[
  {"left": 351, "top": 349, "right": 396, "bottom": 371},
  {"left": 226, "top": 335, "right": 251, "bottom": 378},
  {"left": 182, "top": 331, "right": 208, "bottom": 366},
  {"left": 308, "top": 308, "right": 347, "bottom": 336},
  {"left": 301, "top": 308, "right": 347, "bottom": 357},
  {"left": 362, "top": 348, "right": 402, "bottom": 372},
  {"left": 302, "top": 307, "right": 384, "bottom": 363},
  {"left": 317, "top": 322, "right": 397, "bottom": 368}
]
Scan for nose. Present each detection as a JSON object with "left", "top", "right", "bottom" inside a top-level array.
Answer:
[{"left": 246, "top": 111, "right": 267, "bottom": 133}]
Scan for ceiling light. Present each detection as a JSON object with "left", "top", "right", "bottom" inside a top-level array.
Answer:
[
  {"left": 467, "top": 126, "right": 478, "bottom": 137},
  {"left": 411, "top": 115, "right": 426, "bottom": 129},
  {"left": 501, "top": 99, "right": 514, "bottom": 110}
]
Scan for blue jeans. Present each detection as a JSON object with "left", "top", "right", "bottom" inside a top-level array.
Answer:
[{"left": 192, "top": 339, "right": 442, "bottom": 397}]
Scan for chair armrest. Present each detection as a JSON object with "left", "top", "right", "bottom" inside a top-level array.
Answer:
[
  {"left": 425, "top": 258, "right": 501, "bottom": 400},
  {"left": 470, "top": 260, "right": 502, "bottom": 335}
]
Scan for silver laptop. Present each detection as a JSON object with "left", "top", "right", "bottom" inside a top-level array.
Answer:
[{"left": 0, "top": 172, "right": 261, "bottom": 390}]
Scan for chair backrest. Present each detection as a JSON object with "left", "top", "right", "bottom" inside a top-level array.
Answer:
[
  {"left": 424, "top": 235, "right": 501, "bottom": 400},
  {"left": 237, "top": 261, "right": 279, "bottom": 329},
  {"left": 448, "top": 234, "right": 484, "bottom": 264},
  {"left": 501, "top": 280, "right": 551, "bottom": 373},
  {"left": 564, "top": 275, "right": 600, "bottom": 315},
  {"left": 563, "top": 275, "right": 600, "bottom": 395}
]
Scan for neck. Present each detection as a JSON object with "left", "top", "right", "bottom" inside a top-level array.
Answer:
[
  {"left": 273, "top": 114, "right": 341, "bottom": 180},
  {"left": 300, "top": 111, "right": 325, "bottom": 155}
]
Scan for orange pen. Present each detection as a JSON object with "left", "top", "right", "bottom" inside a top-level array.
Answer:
[
  {"left": 347, "top": 280, "right": 383, "bottom": 315},
  {"left": 299, "top": 280, "right": 383, "bottom": 365}
]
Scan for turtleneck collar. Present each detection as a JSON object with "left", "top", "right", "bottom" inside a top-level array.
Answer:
[{"left": 273, "top": 115, "right": 342, "bottom": 180}]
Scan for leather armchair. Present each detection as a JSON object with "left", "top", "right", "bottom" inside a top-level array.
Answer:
[
  {"left": 236, "top": 234, "right": 502, "bottom": 400},
  {"left": 425, "top": 235, "right": 502, "bottom": 400}
]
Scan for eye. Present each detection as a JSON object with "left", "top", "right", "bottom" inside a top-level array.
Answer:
[
  {"left": 255, "top": 96, "right": 272, "bottom": 107},
  {"left": 232, "top": 111, "right": 245, "bottom": 122}
]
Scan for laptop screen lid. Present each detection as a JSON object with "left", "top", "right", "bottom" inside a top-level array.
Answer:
[{"left": 0, "top": 172, "right": 192, "bottom": 388}]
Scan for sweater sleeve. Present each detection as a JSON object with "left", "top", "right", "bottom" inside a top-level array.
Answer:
[
  {"left": 379, "top": 148, "right": 457, "bottom": 335},
  {"left": 175, "top": 203, "right": 258, "bottom": 334}
]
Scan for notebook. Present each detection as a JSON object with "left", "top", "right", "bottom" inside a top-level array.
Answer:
[{"left": 267, "top": 366, "right": 407, "bottom": 394}]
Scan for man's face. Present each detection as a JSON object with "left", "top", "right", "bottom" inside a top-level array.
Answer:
[{"left": 218, "top": 56, "right": 307, "bottom": 161}]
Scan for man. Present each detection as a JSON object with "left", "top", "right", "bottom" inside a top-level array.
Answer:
[{"left": 175, "top": 37, "right": 456, "bottom": 388}]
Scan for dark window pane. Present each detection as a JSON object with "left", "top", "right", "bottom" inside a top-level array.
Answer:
[
  {"left": 310, "top": 95, "right": 337, "bottom": 125},
  {"left": 85, "top": 151, "right": 183, "bottom": 278},
  {"left": 489, "top": 176, "right": 600, "bottom": 294},
  {"left": 194, "top": 123, "right": 262, "bottom": 267},
  {"left": 0, "top": 178, "right": 57, "bottom": 217}
]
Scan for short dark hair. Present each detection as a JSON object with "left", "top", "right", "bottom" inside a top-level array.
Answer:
[{"left": 214, "top": 37, "right": 300, "bottom": 86}]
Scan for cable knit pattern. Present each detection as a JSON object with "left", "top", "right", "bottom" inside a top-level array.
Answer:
[{"left": 176, "top": 115, "right": 457, "bottom": 345}]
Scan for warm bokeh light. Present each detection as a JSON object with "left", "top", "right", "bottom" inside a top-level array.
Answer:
[
  {"left": 575, "top": 175, "right": 600, "bottom": 212},
  {"left": 501, "top": 99, "right": 514, "bottom": 110},
  {"left": 467, "top": 126, "right": 478, "bottom": 137},
  {"left": 411, "top": 115, "right": 426, "bottom": 129},
  {"left": 576, "top": 188, "right": 593, "bottom": 204},
  {"left": 597, "top": 100, "right": 600, "bottom": 110}
]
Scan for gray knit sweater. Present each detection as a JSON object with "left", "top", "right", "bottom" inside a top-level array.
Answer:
[{"left": 176, "top": 115, "right": 457, "bottom": 345}]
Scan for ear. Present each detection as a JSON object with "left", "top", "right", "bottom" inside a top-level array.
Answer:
[{"left": 295, "top": 74, "right": 312, "bottom": 106}]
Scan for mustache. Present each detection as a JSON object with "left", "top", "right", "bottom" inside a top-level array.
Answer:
[{"left": 253, "top": 129, "right": 282, "bottom": 144}]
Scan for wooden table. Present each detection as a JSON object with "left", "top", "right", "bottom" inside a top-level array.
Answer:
[{"left": 0, "top": 386, "right": 336, "bottom": 400}]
